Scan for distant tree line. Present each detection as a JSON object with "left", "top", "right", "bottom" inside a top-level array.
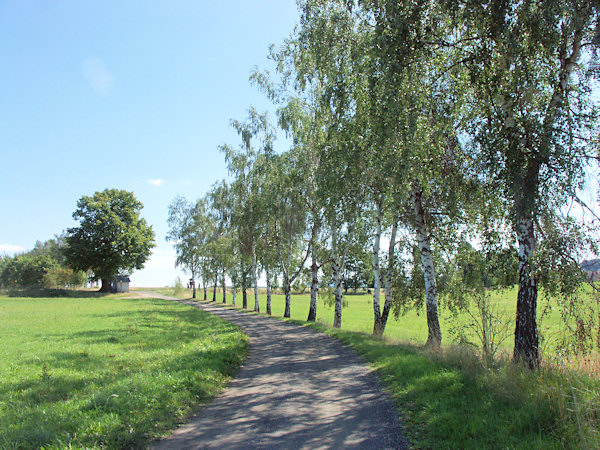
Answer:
[
  {"left": 167, "top": 0, "right": 600, "bottom": 368},
  {"left": 0, "top": 236, "right": 86, "bottom": 289}
]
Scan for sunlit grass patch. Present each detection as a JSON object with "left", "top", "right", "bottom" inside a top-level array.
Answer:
[{"left": 0, "top": 295, "right": 248, "bottom": 448}]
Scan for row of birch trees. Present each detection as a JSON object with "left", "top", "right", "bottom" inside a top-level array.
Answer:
[{"left": 168, "top": 0, "right": 600, "bottom": 369}]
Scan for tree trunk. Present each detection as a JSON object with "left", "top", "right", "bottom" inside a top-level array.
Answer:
[
  {"left": 597, "top": 296, "right": 600, "bottom": 351},
  {"left": 413, "top": 188, "right": 441, "bottom": 348},
  {"left": 203, "top": 280, "right": 207, "bottom": 300},
  {"left": 374, "top": 217, "right": 398, "bottom": 337},
  {"left": 99, "top": 278, "right": 112, "bottom": 293},
  {"left": 266, "top": 269, "right": 272, "bottom": 316},
  {"left": 232, "top": 287, "right": 237, "bottom": 306},
  {"left": 212, "top": 273, "right": 217, "bottom": 302},
  {"left": 252, "top": 246, "right": 260, "bottom": 312},
  {"left": 307, "top": 255, "right": 319, "bottom": 322},
  {"left": 513, "top": 215, "right": 539, "bottom": 368},
  {"left": 332, "top": 256, "right": 343, "bottom": 328},
  {"left": 372, "top": 203, "right": 383, "bottom": 335},
  {"left": 191, "top": 270, "right": 196, "bottom": 299},
  {"left": 283, "top": 272, "right": 291, "bottom": 318},
  {"left": 222, "top": 269, "right": 226, "bottom": 304},
  {"left": 242, "top": 286, "right": 248, "bottom": 309}
]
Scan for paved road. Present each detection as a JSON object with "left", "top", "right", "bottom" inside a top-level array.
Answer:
[{"left": 139, "top": 293, "right": 408, "bottom": 449}]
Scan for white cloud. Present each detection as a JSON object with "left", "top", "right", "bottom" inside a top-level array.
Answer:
[
  {"left": 148, "top": 178, "right": 165, "bottom": 187},
  {"left": 82, "top": 57, "right": 114, "bottom": 94},
  {"left": 0, "top": 244, "right": 26, "bottom": 255}
]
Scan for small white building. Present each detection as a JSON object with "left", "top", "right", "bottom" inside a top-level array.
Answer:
[{"left": 112, "top": 275, "right": 130, "bottom": 293}]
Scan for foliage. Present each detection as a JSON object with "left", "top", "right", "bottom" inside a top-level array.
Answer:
[
  {"left": 0, "top": 253, "right": 59, "bottom": 287},
  {"left": 166, "top": 196, "right": 212, "bottom": 297},
  {"left": 0, "top": 236, "right": 87, "bottom": 289},
  {"left": 64, "top": 189, "right": 155, "bottom": 289},
  {"left": 42, "top": 266, "right": 87, "bottom": 289},
  {"left": 175, "top": 0, "right": 600, "bottom": 364}
]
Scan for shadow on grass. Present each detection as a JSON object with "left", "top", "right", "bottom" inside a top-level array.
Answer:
[{"left": 1, "top": 287, "right": 111, "bottom": 298}]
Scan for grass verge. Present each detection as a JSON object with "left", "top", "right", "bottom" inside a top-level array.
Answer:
[
  {"left": 307, "top": 324, "right": 600, "bottom": 449},
  {"left": 191, "top": 293, "right": 599, "bottom": 449},
  {"left": 0, "top": 295, "right": 248, "bottom": 449}
]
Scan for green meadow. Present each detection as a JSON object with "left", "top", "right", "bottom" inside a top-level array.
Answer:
[
  {"left": 0, "top": 294, "right": 247, "bottom": 449},
  {"left": 156, "top": 286, "right": 598, "bottom": 355}
]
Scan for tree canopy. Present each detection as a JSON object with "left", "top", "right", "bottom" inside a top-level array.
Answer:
[{"left": 65, "top": 189, "right": 155, "bottom": 292}]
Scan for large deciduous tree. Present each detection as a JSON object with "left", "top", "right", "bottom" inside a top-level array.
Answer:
[{"left": 65, "top": 188, "right": 155, "bottom": 292}]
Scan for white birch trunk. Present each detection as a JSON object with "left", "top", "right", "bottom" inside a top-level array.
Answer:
[
  {"left": 375, "top": 216, "right": 398, "bottom": 337},
  {"left": 331, "top": 227, "right": 343, "bottom": 328},
  {"left": 513, "top": 216, "right": 539, "bottom": 367},
  {"left": 371, "top": 203, "right": 383, "bottom": 335},
  {"left": 266, "top": 268, "right": 272, "bottom": 316},
  {"left": 191, "top": 271, "right": 196, "bottom": 299},
  {"left": 308, "top": 220, "right": 319, "bottom": 322},
  {"left": 413, "top": 188, "right": 441, "bottom": 347},
  {"left": 252, "top": 245, "right": 259, "bottom": 312}
]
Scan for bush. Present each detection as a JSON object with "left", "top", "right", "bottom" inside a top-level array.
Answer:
[
  {"left": 42, "top": 267, "right": 86, "bottom": 289},
  {"left": 0, "top": 254, "right": 59, "bottom": 287}
]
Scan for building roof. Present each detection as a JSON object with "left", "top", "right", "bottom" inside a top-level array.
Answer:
[
  {"left": 581, "top": 259, "right": 600, "bottom": 272},
  {"left": 113, "top": 275, "right": 131, "bottom": 282}
]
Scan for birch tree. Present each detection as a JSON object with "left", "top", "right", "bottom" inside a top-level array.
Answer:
[
  {"left": 166, "top": 196, "right": 210, "bottom": 299},
  {"left": 269, "top": 152, "right": 312, "bottom": 318},
  {"left": 445, "top": 0, "right": 600, "bottom": 367},
  {"left": 221, "top": 107, "right": 275, "bottom": 311}
]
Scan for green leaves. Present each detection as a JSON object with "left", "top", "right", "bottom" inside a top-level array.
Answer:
[{"left": 65, "top": 189, "right": 155, "bottom": 281}]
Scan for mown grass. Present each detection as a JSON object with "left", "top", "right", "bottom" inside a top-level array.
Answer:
[
  {"left": 174, "top": 288, "right": 599, "bottom": 449},
  {"left": 0, "top": 294, "right": 248, "bottom": 449}
]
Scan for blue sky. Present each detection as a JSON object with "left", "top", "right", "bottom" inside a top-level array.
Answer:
[{"left": 0, "top": 0, "right": 299, "bottom": 286}]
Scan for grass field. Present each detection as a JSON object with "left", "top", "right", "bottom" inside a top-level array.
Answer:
[
  {"left": 149, "top": 285, "right": 599, "bottom": 356},
  {"left": 0, "top": 294, "right": 248, "bottom": 449}
]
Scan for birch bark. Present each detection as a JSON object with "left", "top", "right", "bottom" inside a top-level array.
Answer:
[
  {"left": 331, "top": 227, "right": 344, "bottom": 328},
  {"left": 222, "top": 268, "right": 227, "bottom": 304},
  {"left": 191, "top": 272, "right": 196, "bottom": 299},
  {"left": 371, "top": 203, "right": 383, "bottom": 335},
  {"left": 374, "top": 217, "right": 398, "bottom": 337},
  {"left": 307, "top": 221, "right": 320, "bottom": 322},
  {"left": 252, "top": 245, "right": 260, "bottom": 312},
  {"left": 266, "top": 269, "right": 272, "bottom": 316},
  {"left": 212, "top": 273, "right": 218, "bottom": 302},
  {"left": 413, "top": 187, "right": 441, "bottom": 348},
  {"left": 513, "top": 215, "right": 539, "bottom": 367}
]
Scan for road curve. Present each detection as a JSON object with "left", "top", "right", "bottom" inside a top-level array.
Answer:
[{"left": 140, "top": 293, "right": 408, "bottom": 449}]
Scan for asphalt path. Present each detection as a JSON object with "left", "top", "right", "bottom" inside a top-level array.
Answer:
[{"left": 139, "top": 292, "right": 408, "bottom": 449}]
